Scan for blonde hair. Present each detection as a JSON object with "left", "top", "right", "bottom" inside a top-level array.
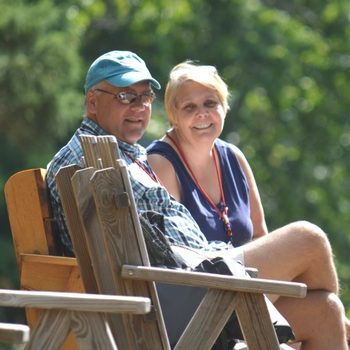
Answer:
[{"left": 165, "top": 61, "right": 230, "bottom": 125}]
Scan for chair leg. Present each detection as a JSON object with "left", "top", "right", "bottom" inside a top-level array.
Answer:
[
  {"left": 25, "top": 309, "right": 71, "bottom": 350},
  {"left": 176, "top": 289, "right": 239, "bottom": 349},
  {"left": 235, "top": 292, "right": 280, "bottom": 350},
  {"left": 25, "top": 309, "right": 117, "bottom": 350},
  {"left": 71, "top": 311, "right": 117, "bottom": 350}
]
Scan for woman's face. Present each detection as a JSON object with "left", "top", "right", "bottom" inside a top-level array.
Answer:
[{"left": 173, "top": 80, "right": 226, "bottom": 144}]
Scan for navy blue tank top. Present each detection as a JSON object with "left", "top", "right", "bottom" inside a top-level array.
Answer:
[{"left": 147, "top": 139, "right": 253, "bottom": 247}]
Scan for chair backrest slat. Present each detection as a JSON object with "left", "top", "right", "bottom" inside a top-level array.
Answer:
[
  {"left": 88, "top": 166, "right": 170, "bottom": 349},
  {"left": 4, "top": 168, "right": 57, "bottom": 270},
  {"left": 55, "top": 165, "right": 99, "bottom": 294}
]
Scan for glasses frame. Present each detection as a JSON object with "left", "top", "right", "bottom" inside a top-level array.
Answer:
[{"left": 94, "top": 88, "right": 156, "bottom": 106}]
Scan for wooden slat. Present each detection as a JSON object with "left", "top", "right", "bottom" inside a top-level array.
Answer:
[
  {"left": 67, "top": 167, "right": 124, "bottom": 346},
  {"left": 27, "top": 309, "right": 116, "bottom": 350},
  {"left": 55, "top": 165, "right": 99, "bottom": 294},
  {"left": 0, "top": 287, "right": 151, "bottom": 349},
  {"left": 4, "top": 169, "right": 54, "bottom": 270},
  {"left": 28, "top": 309, "right": 72, "bottom": 350},
  {"left": 19, "top": 253, "right": 84, "bottom": 350},
  {"left": 0, "top": 322, "right": 30, "bottom": 344},
  {"left": 121, "top": 265, "right": 307, "bottom": 298},
  {"left": 176, "top": 289, "right": 239, "bottom": 349},
  {"left": 97, "top": 135, "right": 120, "bottom": 166},
  {"left": 235, "top": 293, "right": 280, "bottom": 350},
  {"left": 21, "top": 254, "right": 77, "bottom": 267},
  {"left": 70, "top": 168, "right": 116, "bottom": 294},
  {"left": 20, "top": 254, "right": 83, "bottom": 293},
  {"left": 0, "top": 289, "right": 151, "bottom": 314},
  {"left": 117, "top": 160, "right": 152, "bottom": 265},
  {"left": 70, "top": 311, "right": 117, "bottom": 350},
  {"left": 80, "top": 135, "right": 100, "bottom": 168}
]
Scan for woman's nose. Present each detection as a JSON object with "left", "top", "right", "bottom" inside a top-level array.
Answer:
[{"left": 196, "top": 105, "right": 209, "bottom": 117}]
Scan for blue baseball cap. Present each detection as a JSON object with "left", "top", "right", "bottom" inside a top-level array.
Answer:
[{"left": 84, "top": 50, "right": 161, "bottom": 93}]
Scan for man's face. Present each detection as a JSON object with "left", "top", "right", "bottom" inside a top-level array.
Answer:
[{"left": 86, "top": 81, "right": 154, "bottom": 144}]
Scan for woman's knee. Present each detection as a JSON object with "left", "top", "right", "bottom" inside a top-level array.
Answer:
[
  {"left": 291, "top": 292, "right": 346, "bottom": 345},
  {"left": 289, "top": 220, "right": 324, "bottom": 235},
  {"left": 323, "top": 293, "right": 346, "bottom": 327},
  {"left": 287, "top": 220, "right": 331, "bottom": 250}
]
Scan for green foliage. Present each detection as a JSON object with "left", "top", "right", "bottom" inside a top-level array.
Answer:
[
  {"left": 0, "top": 0, "right": 84, "bottom": 162},
  {"left": 1, "top": 0, "right": 350, "bottom": 322},
  {"left": 0, "top": 0, "right": 83, "bottom": 325}
]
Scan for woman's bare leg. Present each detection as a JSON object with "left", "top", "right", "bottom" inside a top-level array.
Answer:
[
  {"left": 244, "top": 221, "right": 338, "bottom": 291},
  {"left": 275, "top": 291, "right": 347, "bottom": 350},
  {"left": 243, "top": 220, "right": 348, "bottom": 349}
]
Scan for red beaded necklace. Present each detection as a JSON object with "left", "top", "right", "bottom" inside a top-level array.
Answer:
[
  {"left": 124, "top": 152, "right": 163, "bottom": 185},
  {"left": 166, "top": 132, "right": 232, "bottom": 238}
]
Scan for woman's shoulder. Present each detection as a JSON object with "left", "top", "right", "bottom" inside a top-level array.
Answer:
[
  {"left": 215, "top": 138, "right": 244, "bottom": 160},
  {"left": 147, "top": 139, "right": 177, "bottom": 166},
  {"left": 147, "top": 140, "right": 182, "bottom": 201},
  {"left": 147, "top": 139, "right": 174, "bottom": 155}
]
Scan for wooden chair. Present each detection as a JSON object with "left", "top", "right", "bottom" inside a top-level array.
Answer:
[
  {"left": 54, "top": 135, "right": 307, "bottom": 350},
  {"left": 0, "top": 288, "right": 150, "bottom": 349},
  {"left": 4, "top": 168, "right": 84, "bottom": 349}
]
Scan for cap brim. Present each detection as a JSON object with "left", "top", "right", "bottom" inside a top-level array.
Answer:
[{"left": 106, "top": 72, "right": 161, "bottom": 90}]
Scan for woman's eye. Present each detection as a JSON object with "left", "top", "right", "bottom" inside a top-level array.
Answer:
[
  {"left": 205, "top": 99, "right": 219, "bottom": 108},
  {"left": 183, "top": 103, "right": 196, "bottom": 112}
]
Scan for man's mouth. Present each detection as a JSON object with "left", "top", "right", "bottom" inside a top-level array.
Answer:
[{"left": 125, "top": 118, "right": 143, "bottom": 124}]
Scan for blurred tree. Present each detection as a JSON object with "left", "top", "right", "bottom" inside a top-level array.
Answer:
[
  {"left": 1, "top": 0, "right": 349, "bottom": 323},
  {"left": 0, "top": 0, "right": 83, "bottom": 327},
  {"left": 0, "top": 0, "right": 84, "bottom": 165}
]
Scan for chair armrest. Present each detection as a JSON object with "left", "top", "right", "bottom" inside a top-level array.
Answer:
[
  {"left": 245, "top": 267, "right": 258, "bottom": 277},
  {"left": 121, "top": 265, "right": 307, "bottom": 298},
  {"left": 0, "top": 289, "right": 151, "bottom": 314},
  {"left": 0, "top": 322, "right": 30, "bottom": 344}
]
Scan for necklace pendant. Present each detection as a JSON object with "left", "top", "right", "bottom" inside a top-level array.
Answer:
[
  {"left": 225, "top": 224, "right": 233, "bottom": 237},
  {"left": 222, "top": 211, "right": 229, "bottom": 224},
  {"left": 222, "top": 208, "right": 232, "bottom": 237}
]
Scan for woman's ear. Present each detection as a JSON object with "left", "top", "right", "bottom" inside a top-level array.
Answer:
[{"left": 170, "top": 115, "right": 178, "bottom": 127}]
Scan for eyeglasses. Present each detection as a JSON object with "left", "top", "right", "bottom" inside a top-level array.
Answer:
[{"left": 94, "top": 88, "right": 155, "bottom": 106}]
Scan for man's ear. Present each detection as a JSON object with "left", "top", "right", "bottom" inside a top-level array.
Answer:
[{"left": 86, "top": 90, "right": 97, "bottom": 114}]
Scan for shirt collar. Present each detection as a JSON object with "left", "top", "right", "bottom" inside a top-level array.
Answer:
[
  {"left": 81, "top": 117, "right": 108, "bottom": 136},
  {"left": 81, "top": 117, "right": 145, "bottom": 159},
  {"left": 117, "top": 138, "right": 146, "bottom": 159}
]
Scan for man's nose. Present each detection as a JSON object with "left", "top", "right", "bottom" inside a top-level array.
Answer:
[{"left": 130, "top": 98, "right": 147, "bottom": 111}]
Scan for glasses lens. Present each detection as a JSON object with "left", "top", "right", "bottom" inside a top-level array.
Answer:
[
  {"left": 141, "top": 92, "right": 155, "bottom": 105},
  {"left": 117, "top": 91, "right": 155, "bottom": 105},
  {"left": 117, "top": 92, "right": 137, "bottom": 104}
]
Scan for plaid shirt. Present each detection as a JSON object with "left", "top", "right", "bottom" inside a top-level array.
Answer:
[{"left": 46, "top": 118, "right": 229, "bottom": 256}]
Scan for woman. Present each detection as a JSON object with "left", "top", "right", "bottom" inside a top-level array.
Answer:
[
  {"left": 148, "top": 62, "right": 266, "bottom": 249},
  {"left": 147, "top": 61, "right": 350, "bottom": 349}
]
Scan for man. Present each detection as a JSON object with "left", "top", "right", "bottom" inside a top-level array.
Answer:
[
  {"left": 46, "top": 50, "right": 228, "bottom": 257},
  {"left": 46, "top": 50, "right": 349, "bottom": 349}
]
